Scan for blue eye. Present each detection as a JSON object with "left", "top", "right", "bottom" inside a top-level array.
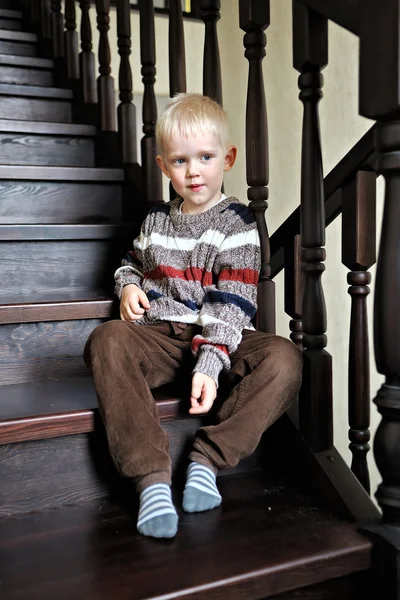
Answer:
[
  {"left": 174, "top": 158, "right": 185, "bottom": 165},
  {"left": 202, "top": 155, "right": 211, "bottom": 161}
]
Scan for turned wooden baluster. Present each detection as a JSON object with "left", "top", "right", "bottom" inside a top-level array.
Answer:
[
  {"left": 117, "top": 0, "right": 137, "bottom": 165},
  {"left": 38, "top": 0, "right": 52, "bottom": 56},
  {"left": 169, "top": 0, "right": 186, "bottom": 96},
  {"left": 341, "top": 170, "right": 376, "bottom": 494},
  {"left": 240, "top": 0, "right": 275, "bottom": 334},
  {"left": 65, "top": 0, "right": 79, "bottom": 82},
  {"left": 200, "top": 0, "right": 222, "bottom": 105},
  {"left": 50, "top": 1, "right": 64, "bottom": 62},
  {"left": 139, "top": 0, "right": 162, "bottom": 204},
  {"left": 293, "top": 1, "right": 332, "bottom": 451},
  {"left": 285, "top": 234, "right": 303, "bottom": 349},
  {"left": 79, "top": 1, "right": 97, "bottom": 106},
  {"left": 96, "top": 0, "right": 116, "bottom": 132}
]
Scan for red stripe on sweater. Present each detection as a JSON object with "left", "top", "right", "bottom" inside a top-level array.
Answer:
[
  {"left": 146, "top": 265, "right": 213, "bottom": 286},
  {"left": 192, "top": 337, "right": 229, "bottom": 356},
  {"left": 219, "top": 268, "right": 259, "bottom": 285}
]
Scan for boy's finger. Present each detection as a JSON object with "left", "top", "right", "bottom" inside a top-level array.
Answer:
[
  {"left": 191, "top": 379, "right": 202, "bottom": 401},
  {"left": 138, "top": 290, "right": 150, "bottom": 309}
]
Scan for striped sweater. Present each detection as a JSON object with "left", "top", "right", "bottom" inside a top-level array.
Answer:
[{"left": 114, "top": 196, "right": 261, "bottom": 385}]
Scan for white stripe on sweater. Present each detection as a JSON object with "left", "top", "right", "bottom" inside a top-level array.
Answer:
[{"left": 140, "top": 228, "right": 259, "bottom": 254}]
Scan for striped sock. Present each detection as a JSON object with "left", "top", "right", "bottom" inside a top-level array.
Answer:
[
  {"left": 137, "top": 483, "right": 178, "bottom": 539},
  {"left": 183, "top": 462, "right": 222, "bottom": 513}
]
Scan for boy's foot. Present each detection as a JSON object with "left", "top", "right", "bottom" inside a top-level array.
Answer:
[
  {"left": 183, "top": 462, "right": 222, "bottom": 513},
  {"left": 137, "top": 483, "right": 178, "bottom": 538}
]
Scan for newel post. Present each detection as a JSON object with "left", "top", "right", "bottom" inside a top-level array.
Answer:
[{"left": 359, "top": 0, "right": 400, "bottom": 596}]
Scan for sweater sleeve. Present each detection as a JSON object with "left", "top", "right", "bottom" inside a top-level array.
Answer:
[
  {"left": 114, "top": 231, "right": 145, "bottom": 299},
  {"left": 192, "top": 210, "right": 260, "bottom": 385}
]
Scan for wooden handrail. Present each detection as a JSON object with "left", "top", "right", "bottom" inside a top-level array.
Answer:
[
  {"left": 270, "top": 124, "right": 376, "bottom": 279},
  {"left": 297, "top": 0, "right": 359, "bottom": 36}
]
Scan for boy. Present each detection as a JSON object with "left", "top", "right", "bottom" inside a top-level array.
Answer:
[{"left": 84, "top": 93, "right": 302, "bottom": 539}]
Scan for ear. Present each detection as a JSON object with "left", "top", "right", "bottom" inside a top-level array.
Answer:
[
  {"left": 223, "top": 145, "right": 237, "bottom": 172},
  {"left": 156, "top": 155, "right": 170, "bottom": 179}
]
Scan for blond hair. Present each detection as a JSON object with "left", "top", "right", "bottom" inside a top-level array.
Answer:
[{"left": 156, "top": 93, "right": 231, "bottom": 153}]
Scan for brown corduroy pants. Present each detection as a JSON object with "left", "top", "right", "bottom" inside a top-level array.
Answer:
[{"left": 84, "top": 320, "right": 302, "bottom": 492}]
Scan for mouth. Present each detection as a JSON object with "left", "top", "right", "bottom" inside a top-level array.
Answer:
[{"left": 188, "top": 184, "right": 204, "bottom": 192}]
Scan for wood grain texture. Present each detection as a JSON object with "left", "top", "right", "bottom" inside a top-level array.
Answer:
[
  {"left": 0, "top": 297, "right": 115, "bottom": 324},
  {"left": 0, "top": 96, "right": 71, "bottom": 122},
  {"left": 0, "top": 164, "right": 123, "bottom": 180},
  {"left": 0, "top": 133, "right": 94, "bottom": 166},
  {"left": 0, "top": 469, "right": 372, "bottom": 597},
  {"left": 0, "top": 40, "right": 34, "bottom": 53},
  {"left": 0, "top": 65, "right": 52, "bottom": 86}
]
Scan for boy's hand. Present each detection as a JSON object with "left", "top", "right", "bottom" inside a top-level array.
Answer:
[
  {"left": 120, "top": 284, "right": 150, "bottom": 321},
  {"left": 189, "top": 373, "right": 217, "bottom": 415}
]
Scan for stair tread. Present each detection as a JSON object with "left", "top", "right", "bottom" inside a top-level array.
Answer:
[
  {"left": 0, "top": 53, "right": 52, "bottom": 67},
  {"left": 0, "top": 223, "right": 132, "bottom": 240},
  {"left": 0, "top": 29, "right": 36, "bottom": 42},
  {"left": 0, "top": 469, "right": 372, "bottom": 600},
  {"left": 0, "top": 291, "right": 115, "bottom": 324},
  {"left": 0, "top": 83, "right": 72, "bottom": 98},
  {"left": 0, "top": 119, "right": 96, "bottom": 135},
  {"left": 0, "top": 165, "right": 124, "bottom": 180},
  {"left": 0, "top": 377, "right": 183, "bottom": 444},
  {"left": 0, "top": 10, "right": 23, "bottom": 19}
]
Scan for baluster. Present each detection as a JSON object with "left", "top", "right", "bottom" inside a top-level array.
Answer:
[
  {"left": 200, "top": 0, "right": 222, "bottom": 105},
  {"left": 96, "top": 0, "right": 116, "bottom": 133},
  {"left": 169, "top": 0, "right": 187, "bottom": 96},
  {"left": 50, "top": 1, "right": 64, "bottom": 61},
  {"left": 239, "top": 0, "right": 275, "bottom": 334},
  {"left": 293, "top": 1, "right": 332, "bottom": 451},
  {"left": 139, "top": 0, "right": 162, "bottom": 204},
  {"left": 65, "top": 0, "right": 79, "bottom": 82},
  {"left": 79, "top": 1, "right": 97, "bottom": 107},
  {"left": 38, "top": 0, "right": 52, "bottom": 57},
  {"left": 341, "top": 170, "right": 376, "bottom": 494},
  {"left": 30, "top": 0, "right": 40, "bottom": 33},
  {"left": 285, "top": 234, "right": 303, "bottom": 349},
  {"left": 117, "top": 0, "right": 137, "bottom": 165}
]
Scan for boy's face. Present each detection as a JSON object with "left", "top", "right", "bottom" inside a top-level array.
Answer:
[{"left": 156, "top": 132, "right": 237, "bottom": 214}]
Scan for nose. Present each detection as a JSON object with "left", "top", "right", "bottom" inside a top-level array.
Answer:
[{"left": 186, "top": 159, "right": 199, "bottom": 177}]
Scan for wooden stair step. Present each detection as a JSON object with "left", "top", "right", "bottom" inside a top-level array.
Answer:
[
  {"left": 0, "top": 223, "right": 132, "bottom": 240},
  {"left": 0, "top": 54, "right": 51, "bottom": 68},
  {"left": 0, "top": 83, "right": 72, "bottom": 122},
  {"left": 0, "top": 469, "right": 372, "bottom": 599},
  {"left": 0, "top": 377, "right": 183, "bottom": 444},
  {"left": 0, "top": 29, "right": 36, "bottom": 42},
  {"left": 0, "top": 119, "right": 96, "bottom": 135},
  {"left": 0, "top": 54, "right": 53, "bottom": 86},
  {"left": 0, "top": 40, "right": 34, "bottom": 55},
  {"left": 0, "top": 291, "right": 115, "bottom": 324},
  {"left": 0, "top": 21, "right": 22, "bottom": 33},
  {"left": 0, "top": 164, "right": 123, "bottom": 180},
  {"left": 0, "top": 10, "right": 23, "bottom": 20}
]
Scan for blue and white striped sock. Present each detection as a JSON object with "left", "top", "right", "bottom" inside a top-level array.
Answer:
[
  {"left": 183, "top": 462, "right": 222, "bottom": 513},
  {"left": 137, "top": 483, "right": 178, "bottom": 538}
]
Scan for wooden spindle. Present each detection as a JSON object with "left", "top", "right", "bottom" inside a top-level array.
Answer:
[
  {"left": 50, "top": 1, "right": 64, "bottom": 60},
  {"left": 341, "top": 170, "right": 376, "bottom": 494},
  {"left": 117, "top": 0, "right": 137, "bottom": 165},
  {"left": 79, "top": 1, "right": 97, "bottom": 106},
  {"left": 38, "top": 0, "right": 52, "bottom": 55},
  {"left": 169, "top": 0, "right": 187, "bottom": 96},
  {"left": 285, "top": 234, "right": 303, "bottom": 349},
  {"left": 96, "top": 0, "right": 116, "bottom": 132},
  {"left": 293, "top": 1, "right": 332, "bottom": 451},
  {"left": 65, "top": 0, "right": 79, "bottom": 81},
  {"left": 200, "top": 0, "right": 222, "bottom": 105},
  {"left": 139, "top": 0, "right": 162, "bottom": 204},
  {"left": 239, "top": 0, "right": 275, "bottom": 334}
]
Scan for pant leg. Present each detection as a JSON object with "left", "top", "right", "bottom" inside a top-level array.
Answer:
[
  {"left": 189, "top": 331, "right": 303, "bottom": 471},
  {"left": 84, "top": 320, "right": 194, "bottom": 491}
]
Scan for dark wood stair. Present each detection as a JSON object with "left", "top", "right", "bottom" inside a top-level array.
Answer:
[
  {"left": 0, "top": 10, "right": 23, "bottom": 32},
  {"left": 0, "top": 468, "right": 373, "bottom": 600}
]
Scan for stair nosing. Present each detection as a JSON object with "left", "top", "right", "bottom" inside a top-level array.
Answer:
[
  {"left": 0, "top": 165, "right": 124, "bottom": 181},
  {"left": 0, "top": 54, "right": 53, "bottom": 68},
  {"left": 0, "top": 298, "right": 115, "bottom": 324},
  {"left": 0, "top": 119, "right": 96, "bottom": 136},
  {"left": 0, "top": 83, "right": 72, "bottom": 99},
  {"left": 0, "top": 223, "right": 131, "bottom": 240},
  {"left": 0, "top": 10, "right": 23, "bottom": 20},
  {"left": 0, "top": 29, "right": 36, "bottom": 42}
]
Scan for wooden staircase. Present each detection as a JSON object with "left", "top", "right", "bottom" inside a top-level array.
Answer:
[{"left": 0, "top": 4, "right": 382, "bottom": 599}]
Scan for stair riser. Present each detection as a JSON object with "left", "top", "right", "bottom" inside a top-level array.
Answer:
[
  {"left": 0, "top": 238, "right": 126, "bottom": 297},
  {"left": 0, "top": 181, "right": 123, "bottom": 224},
  {"left": 0, "top": 39, "right": 34, "bottom": 53},
  {"left": 0, "top": 418, "right": 203, "bottom": 516},
  {"left": 0, "top": 319, "right": 104, "bottom": 385},
  {"left": 0, "top": 65, "right": 52, "bottom": 86},
  {"left": 0, "top": 134, "right": 94, "bottom": 167},
  {"left": 0, "top": 97, "right": 71, "bottom": 122},
  {"left": 0, "top": 20, "right": 23, "bottom": 31}
]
